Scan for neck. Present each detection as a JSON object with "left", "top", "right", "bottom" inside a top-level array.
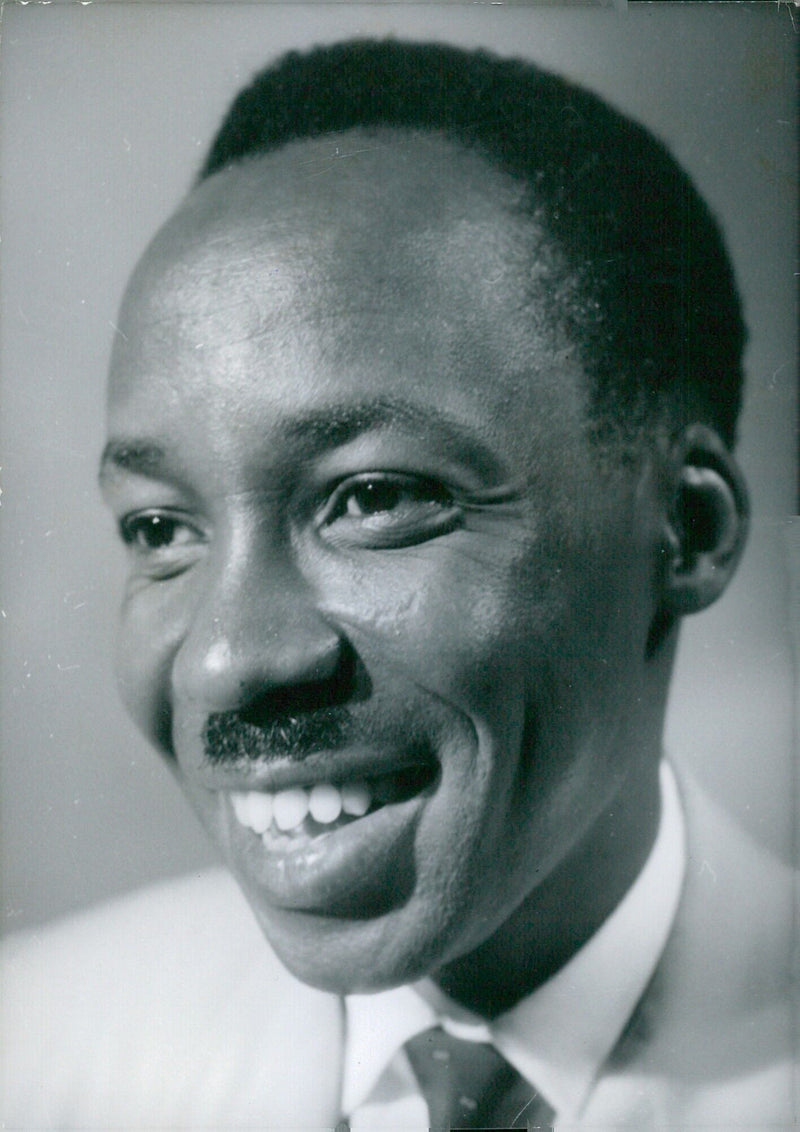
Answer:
[{"left": 432, "top": 755, "right": 663, "bottom": 1018}]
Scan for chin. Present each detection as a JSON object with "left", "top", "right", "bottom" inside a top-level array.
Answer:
[{"left": 243, "top": 884, "right": 453, "bottom": 996}]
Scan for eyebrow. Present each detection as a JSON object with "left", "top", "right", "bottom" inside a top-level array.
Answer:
[
  {"left": 99, "top": 397, "right": 504, "bottom": 482},
  {"left": 99, "top": 440, "right": 167, "bottom": 481},
  {"left": 281, "top": 399, "right": 494, "bottom": 463}
]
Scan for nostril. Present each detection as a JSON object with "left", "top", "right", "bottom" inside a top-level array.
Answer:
[
  {"left": 242, "top": 680, "right": 340, "bottom": 722},
  {"left": 239, "top": 640, "right": 367, "bottom": 726}
]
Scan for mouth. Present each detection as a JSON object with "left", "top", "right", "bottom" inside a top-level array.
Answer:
[
  {"left": 229, "top": 763, "right": 436, "bottom": 843},
  {"left": 219, "top": 756, "right": 438, "bottom": 914}
]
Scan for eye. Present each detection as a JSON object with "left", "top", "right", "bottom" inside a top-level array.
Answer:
[
  {"left": 118, "top": 511, "right": 206, "bottom": 576},
  {"left": 317, "top": 473, "right": 461, "bottom": 548}
]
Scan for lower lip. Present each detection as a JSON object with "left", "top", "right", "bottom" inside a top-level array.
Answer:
[{"left": 224, "top": 792, "right": 428, "bottom": 915}]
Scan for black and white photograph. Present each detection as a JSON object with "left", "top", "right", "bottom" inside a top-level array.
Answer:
[{"left": 1, "top": 3, "right": 797, "bottom": 1127}]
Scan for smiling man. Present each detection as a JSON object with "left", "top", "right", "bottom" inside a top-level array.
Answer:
[{"left": 3, "top": 39, "right": 794, "bottom": 1130}]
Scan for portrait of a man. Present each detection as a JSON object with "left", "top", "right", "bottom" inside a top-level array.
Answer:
[{"left": 1, "top": 6, "right": 796, "bottom": 1129}]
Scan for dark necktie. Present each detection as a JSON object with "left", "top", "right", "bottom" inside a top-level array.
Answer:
[{"left": 404, "top": 1026, "right": 554, "bottom": 1130}]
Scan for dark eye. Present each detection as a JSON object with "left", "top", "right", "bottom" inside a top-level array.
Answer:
[
  {"left": 119, "top": 511, "right": 205, "bottom": 576},
  {"left": 318, "top": 473, "right": 461, "bottom": 548},
  {"left": 340, "top": 478, "right": 432, "bottom": 518}
]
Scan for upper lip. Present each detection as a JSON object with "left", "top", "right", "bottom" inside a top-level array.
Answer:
[{"left": 196, "top": 749, "right": 436, "bottom": 795}]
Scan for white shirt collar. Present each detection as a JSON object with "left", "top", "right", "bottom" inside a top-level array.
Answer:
[{"left": 343, "top": 761, "right": 686, "bottom": 1120}]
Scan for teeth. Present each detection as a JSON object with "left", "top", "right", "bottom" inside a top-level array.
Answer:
[
  {"left": 231, "top": 792, "right": 251, "bottom": 826},
  {"left": 230, "top": 780, "right": 375, "bottom": 835},
  {"left": 247, "top": 792, "right": 273, "bottom": 834},
  {"left": 341, "top": 781, "right": 371, "bottom": 817},
  {"left": 273, "top": 788, "right": 310, "bottom": 832},
  {"left": 308, "top": 783, "right": 342, "bottom": 824}
]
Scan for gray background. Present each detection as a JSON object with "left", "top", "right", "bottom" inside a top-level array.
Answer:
[{"left": 1, "top": 2, "right": 796, "bottom": 934}]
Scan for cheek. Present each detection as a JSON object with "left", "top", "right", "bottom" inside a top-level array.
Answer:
[
  {"left": 114, "top": 583, "right": 188, "bottom": 754},
  {"left": 318, "top": 532, "right": 561, "bottom": 727}
]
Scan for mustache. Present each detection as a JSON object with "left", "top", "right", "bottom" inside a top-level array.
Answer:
[{"left": 204, "top": 706, "right": 354, "bottom": 764}]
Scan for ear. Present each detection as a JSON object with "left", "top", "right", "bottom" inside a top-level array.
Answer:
[{"left": 661, "top": 424, "right": 749, "bottom": 616}]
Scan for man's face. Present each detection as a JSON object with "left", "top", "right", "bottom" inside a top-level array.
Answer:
[{"left": 101, "top": 131, "right": 659, "bottom": 994}]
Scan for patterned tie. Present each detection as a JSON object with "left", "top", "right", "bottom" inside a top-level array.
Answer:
[{"left": 404, "top": 1026, "right": 554, "bottom": 1130}]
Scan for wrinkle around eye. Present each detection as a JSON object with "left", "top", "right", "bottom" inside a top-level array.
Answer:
[{"left": 316, "top": 472, "right": 463, "bottom": 550}]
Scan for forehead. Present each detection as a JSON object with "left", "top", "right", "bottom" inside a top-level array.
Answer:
[
  {"left": 109, "top": 128, "right": 586, "bottom": 456},
  {"left": 139, "top": 126, "right": 533, "bottom": 276}
]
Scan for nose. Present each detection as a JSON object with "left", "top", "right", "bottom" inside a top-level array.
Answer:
[{"left": 171, "top": 534, "right": 345, "bottom": 715}]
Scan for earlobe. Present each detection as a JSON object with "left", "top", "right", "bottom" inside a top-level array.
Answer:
[{"left": 662, "top": 424, "right": 749, "bottom": 616}]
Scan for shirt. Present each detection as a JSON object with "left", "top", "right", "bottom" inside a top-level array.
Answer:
[{"left": 344, "top": 760, "right": 686, "bottom": 1128}]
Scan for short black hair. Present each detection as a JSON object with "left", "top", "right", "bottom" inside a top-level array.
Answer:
[{"left": 200, "top": 39, "right": 746, "bottom": 449}]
